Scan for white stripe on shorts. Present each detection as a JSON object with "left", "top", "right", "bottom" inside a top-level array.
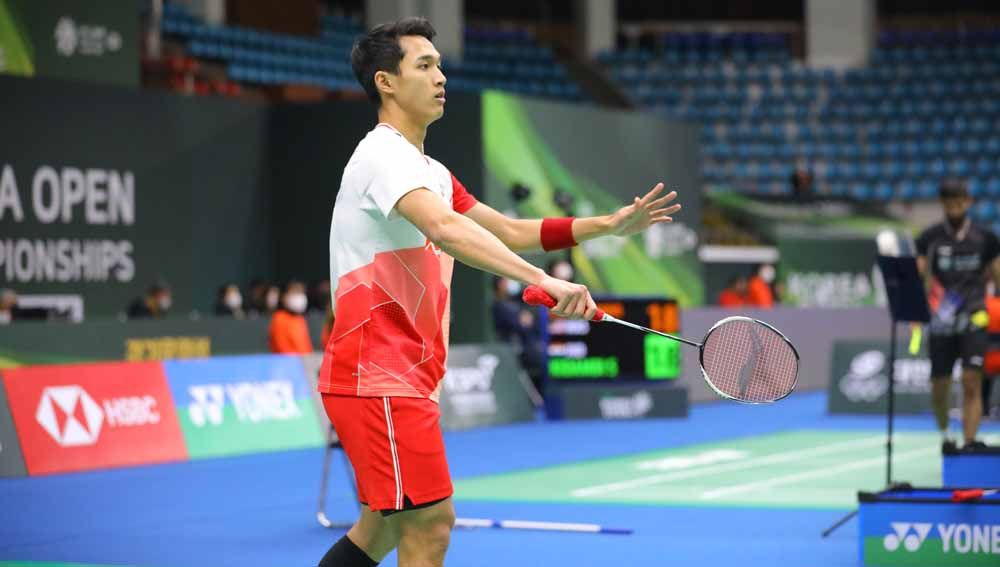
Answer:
[{"left": 383, "top": 397, "right": 403, "bottom": 510}]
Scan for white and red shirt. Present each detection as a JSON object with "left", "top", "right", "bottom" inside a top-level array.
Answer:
[{"left": 318, "top": 123, "right": 477, "bottom": 401}]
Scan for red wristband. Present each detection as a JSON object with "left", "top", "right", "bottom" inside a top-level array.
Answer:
[{"left": 541, "top": 217, "right": 577, "bottom": 251}]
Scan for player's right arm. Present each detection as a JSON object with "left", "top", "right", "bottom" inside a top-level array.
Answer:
[{"left": 395, "top": 188, "right": 597, "bottom": 320}]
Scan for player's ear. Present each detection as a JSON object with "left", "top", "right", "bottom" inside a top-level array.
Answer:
[{"left": 374, "top": 70, "right": 394, "bottom": 98}]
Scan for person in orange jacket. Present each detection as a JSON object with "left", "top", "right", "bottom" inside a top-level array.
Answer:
[
  {"left": 983, "top": 287, "right": 1000, "bottom": 418},
  {"left": 746, "top": 264, "right": 776, "bottom": 308},
  {"left": 269, "top": 280, "right": 314, "bottom": 354},
  {"left": 718, "top": 275, "right": 748, "bottom": 307}
]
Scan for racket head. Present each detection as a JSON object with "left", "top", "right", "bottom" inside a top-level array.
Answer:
[{"left": 698, "top": 316, "right": 799, "bottom": 404}]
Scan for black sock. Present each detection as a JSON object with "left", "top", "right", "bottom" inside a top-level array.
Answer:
[{"left": 318, "top": 535, "right": 378, "bottom": 567}]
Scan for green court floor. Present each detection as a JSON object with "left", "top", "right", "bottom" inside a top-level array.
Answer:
[{"left": 455, "top": 430, "right": 1000, "bottom": 510}]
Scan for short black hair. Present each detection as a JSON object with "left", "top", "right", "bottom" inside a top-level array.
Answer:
[
  {"left": 351, "top": 17, "right": 437, "bottom": 104},
  {"left": 939, "top": 178, "right": 969, "bottom": 199}
]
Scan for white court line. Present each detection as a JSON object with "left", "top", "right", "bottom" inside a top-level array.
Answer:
[
  {"left": 700, "top": 445, "right": 938, "bottom": 500},
  {"left": 571, "top": 434, "right": 889, "bottom": 498}
]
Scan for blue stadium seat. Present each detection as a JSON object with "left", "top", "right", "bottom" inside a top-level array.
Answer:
[
  {"left": 897, "top": 180, "right": 917, "bottom": 201},
  {"left": 971, "top": 201, "right": 998, "bottom": 223},
  {"left": 917, "top": 181, "right": 939, "bottom": 199}
]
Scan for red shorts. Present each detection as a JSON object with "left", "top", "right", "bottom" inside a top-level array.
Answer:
[{"left": 322, "top": 394, "right": 453, "bottom": 512}]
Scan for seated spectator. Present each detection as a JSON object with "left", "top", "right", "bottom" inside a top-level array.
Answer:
[
  {"left": 269, "top": 280, "right": 314, "bottom": 354},
  {"left": 310, "top": 279, "right": 331, "bottom": 314},
  {"left": 718, "top": 275, "right": 748, "bottom": 307},
  {"left": 127, "top": 281, "right": 172, "bottom": 319},
  {"left": 746, "top": 264, "right": 776, "bottom": 308},
  {"left": 247, "top": 279, "right": 280, "bottom": 317},
  {"left": 0, "top": 289, "right": 16, "bottom": 324},
  {"left": 214, "top": 283, "right": 245, "bottom": 318},
  {"left": 491, "top": 276, "right": 546, "bottom": 393}
]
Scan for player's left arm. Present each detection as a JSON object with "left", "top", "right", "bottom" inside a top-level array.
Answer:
[{"left": 464, "top": 182, "right": 681, "bottom": 253}]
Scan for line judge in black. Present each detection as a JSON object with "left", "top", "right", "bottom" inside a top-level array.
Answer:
[{"left": 915, "top": 179, "right": 1000, "bottom": 451}]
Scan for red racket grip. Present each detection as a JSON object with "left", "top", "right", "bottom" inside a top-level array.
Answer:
[
  {"left": 952, "top": 489, "right": 985, "bottom": 502},
  {"left": 522, "top": 285, "right": 605, "bottom": 322}
]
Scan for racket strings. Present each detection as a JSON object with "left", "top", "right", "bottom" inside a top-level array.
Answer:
[{"left": 701, "top": 319, "right": 797, "bottom": 403}]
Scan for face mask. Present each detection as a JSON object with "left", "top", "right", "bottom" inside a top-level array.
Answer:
[
  {"left": 265, "top": 290, "right": 279, "bottom": 310},
  {"left": 504, "top": 279, "right": 522, "bottom": 297},
  {"left": 224, "top": 291, "right": 242, "bottom": 310},
  {"left": 158, "top": 295, "right": 172, "bottom": 311},
  {"left": 759, "top": 265, "right": 776, "bottom": 284},
  {"left": 553, "top": 262, "right": 574, "bottom": 281},
  {"left": 284, "top": 292, "right": 307, "bottom": 314}
]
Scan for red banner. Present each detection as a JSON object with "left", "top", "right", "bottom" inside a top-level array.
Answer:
[{"left": 3, "top": 361, "right": 187, "bottom": 475}]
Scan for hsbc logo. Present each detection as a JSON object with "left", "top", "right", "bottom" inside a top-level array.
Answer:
[
  {"left": 36, "top": 386, "right": 104, "bottom": 447},
  {"left": 35, "top": 385, "right": 161, "bottom": 447}
]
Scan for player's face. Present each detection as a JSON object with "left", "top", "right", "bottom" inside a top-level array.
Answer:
[
  {"left": 941, "top": 196, "right": 971, "bottom": 223},
  {"left": 394, "top": 35, "right": 446, "bottom": 124}
]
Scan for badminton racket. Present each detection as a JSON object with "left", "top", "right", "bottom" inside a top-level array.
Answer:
[{"left": 523, "top": 286, "right": 799, "bottom": 403}]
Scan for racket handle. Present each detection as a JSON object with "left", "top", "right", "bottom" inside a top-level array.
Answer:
[
  {"left": 952, "top": 489, "right": 986, "bottom": 502},
  {"left": 522, "top": 285, "right": 605, "bottom": 322}
]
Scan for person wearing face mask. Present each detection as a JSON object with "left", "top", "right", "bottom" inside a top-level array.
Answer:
[
  {"left": 491, "top": 276, "right": 547, "bottom": 395},
  {"left": 916, "top": 179, "right": 1000, "bottom": 450},
  {"left": 746, "top": 264, "right": 776, "bottom": 308},
  {"left": 269, "top": 280, "right": 315, "bottom": 354},
  {"left": 127, "top": 281, "right": 172, "bottom": 319},
  {"left": 214, "top": 283, "right": 245, "bottom": 318}
]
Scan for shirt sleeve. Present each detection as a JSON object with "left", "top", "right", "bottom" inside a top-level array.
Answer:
[
  {"left": 914, "top": 228, "right": 930, "bottom": 257},
  {"left": 366, "top": 135, "right": 436, "bottom": 220},
  {"left": 451, "top": 173, "right": 478, "bottom": 214}
]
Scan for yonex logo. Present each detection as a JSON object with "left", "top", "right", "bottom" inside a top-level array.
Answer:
[
  {"left": 188, "top": 385, "right": 225, "bottom": 427},
  {"left": 35, "top": 385, "right": 104, "bottom": 447},
  {"left": 187, "top": 381, "right": 301, "bottom": 427},
  {"left": 883, "top": 522, "right": 932, "bottom": 552}
]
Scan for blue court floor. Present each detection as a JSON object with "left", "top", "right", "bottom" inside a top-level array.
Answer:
[{"left": 2, "top": 391, "right": 998, "bottom": 567}]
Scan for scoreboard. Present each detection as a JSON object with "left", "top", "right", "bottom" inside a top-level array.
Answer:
[{"left": 547, "top": 296, "right": 682, "bottom": 382}]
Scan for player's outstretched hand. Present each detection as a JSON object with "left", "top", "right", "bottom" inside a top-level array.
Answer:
[
  {"left": 539, "top": 275, "right": 597, "bottom": 320},
  {"left": 608, "top": 183, "right": 681, "bottom": 237}
]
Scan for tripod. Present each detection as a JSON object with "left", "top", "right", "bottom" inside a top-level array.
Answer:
[{"left": 821, "top": 255, "right": 930, "bottom": 538}]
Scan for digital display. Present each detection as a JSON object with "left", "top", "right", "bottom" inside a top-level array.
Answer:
[{"left": 547, "top": 296, "right": 681, "bottom": 382}]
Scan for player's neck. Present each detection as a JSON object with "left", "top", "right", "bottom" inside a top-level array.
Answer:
[{"left": 377, "top": 106, "right": 427, "bottom": 153}]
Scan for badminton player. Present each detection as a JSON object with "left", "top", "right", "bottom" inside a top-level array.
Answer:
[{"left": 316, "top": 17, "right": 681, "bottom": 566}]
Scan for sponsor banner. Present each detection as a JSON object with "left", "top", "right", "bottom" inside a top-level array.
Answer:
[
  {"left": 860, "top": 496, "right": 1000, "bottom": 566},
  {"left": 827, "top": 339, "right": 932, "bottom": 415},
  {"left": 778, "top": 233, "right": 884, "bottom": 308},
  {"left": 0, "top": 0, "right": 138, "bottom": 86},
  {"left": 482, "top": 91, "right": 703, "bottom": 305},
  {"left": 3, "top": 361, "right": 186, "bottom": 475},
  {"left": 438, "top": 344, "right": 536, "bottom": 431},
  {"left": 0, "top": 315, "right": 324, "bottom": 369},
  {"left": 0, "top": 372, "right": 27, "bottom": 476},
  {"left": 552, "top": 383, "right": 689, "bottom": 420},
  {"left": 163, "top": 355, "right": 324, "bottom": 459}
]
